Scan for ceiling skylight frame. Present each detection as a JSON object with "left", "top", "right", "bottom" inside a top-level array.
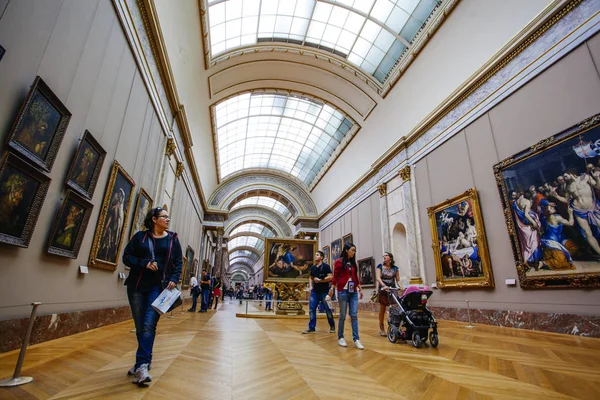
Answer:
[
  {"left": 230, "top": 222, "right": 277, "bottom": 237},
  {"left": 201, "top": 0, "right": 455, "bottom": 95},
  {"left": 230, "top": 196, "right": 292, "bottom": 219},
  {"left": 211, "top": 89, "right": 359, "bottom": 190}
]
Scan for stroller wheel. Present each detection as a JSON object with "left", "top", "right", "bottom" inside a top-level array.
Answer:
[
  {"left": 412, "top": 332, "right": 421, "bottom": 348},
  {"left": 387, "top": 325, "right": 398, "bottom": 343},
  {"left": 429, "top": 332, "right": 439, "bottom": 348}
]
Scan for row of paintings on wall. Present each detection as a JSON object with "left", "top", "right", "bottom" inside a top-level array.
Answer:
[
  {"left": 429, "top": 113, "right": 600, "bottom": 289},
  {"left": 0, "top": 75, "right": 156, "bottom": 272}
]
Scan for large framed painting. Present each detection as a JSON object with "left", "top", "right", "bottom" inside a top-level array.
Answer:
[
  {"left": 65, "top": 130, "right": 106, "bottom": 199},
  {"left": 358, "top": 257, "right": 375, "bottom": 288},
  {"left": 428, "top": 188, "right": 494, "bottom": 289},
  {"left": 130, "top": 188, "right": 153, "bottom": 238},
  {"left": 0, "top": 153, "right": 51, "bottom": 247},
  {"left": 6, "top": 76, "right": 72, "bottom": 172},
  {"left": 331, "top": 238, "right": 342, "bottom": 264},
  {"left": 322, "top": 245, "right": 331, "bottom": 266},
  {"left": 89, "top": 160, "right": 135, "bottom": 271},
  {"left": 46, "top": 190, "right": 93, "bottom": 258},
  {"left": 265, "top": 238, "right": 317, "bottom": 283},
  {"left": 494, "top": 114, "right": 600, "bottom": 288},
  {"left": 343, "top": 233, "right": 353, "bottom": 248}
]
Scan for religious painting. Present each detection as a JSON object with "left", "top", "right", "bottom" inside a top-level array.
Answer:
[
  {"left": 89, "top": 161, "right": 135, "bottom": 271},
  {"left": 6, "top": 76, "right": 72, "bottom": 172},
  {"left": 358, "top": 257, "right": 375, "bottom": 288},
  {"left": 331, "top": 238, "right": 342, "bottom": 264},
  {"left": 130, "top": 188, "right": 153, "bottom": 239},
  {"left": 343, "top": 233, "right": 353, "bottom": 248},
  {"left": 65, "top": 130, "right": 106, "bottom": 199},
  {"left": 0, "top": 153, "right": 51, "bottom": 247},
  {"left": 264, "top": 238, "right": 317, "bottom": 283},
  {"left": 322, "top": 245, "right": 331, "bottom": 266},
  {"left": 494, "top": 113, "right": 600, "bottom": 288},
  {"left": 47, "top": 190, "right": 93, "bottom": 258},
  {"left": 184, "top": 246, "right": 195, "bottom": 289},
  {"left": 428, "top": 188, "right": 494, "bottom": 289}
]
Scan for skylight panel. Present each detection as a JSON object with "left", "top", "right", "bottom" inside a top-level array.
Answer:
[
  {"left": 230, "top": 196, "right": 292, "bottom": 218},
  {"left": 230, "top": 223, "right": 276, "bottom": 237},
  {"left": 207, "top": 0, "right": 440, "bottom": 84},
  {"left": 213, "top": 92, "right": 355, "bottom": 185},
  {"left": 228, "top": 236, "right": 264, "bottom": 252}
]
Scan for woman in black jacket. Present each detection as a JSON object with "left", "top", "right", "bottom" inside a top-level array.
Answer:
[{"left": 123, "top": 207, "right": 182, "bottom": 384}]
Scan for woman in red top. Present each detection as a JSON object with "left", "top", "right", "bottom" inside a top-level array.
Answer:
[{"left": 329, "top": 243, "right": 364, "bottom": 349}]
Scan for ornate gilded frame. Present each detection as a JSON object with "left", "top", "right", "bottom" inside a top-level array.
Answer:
[
  {"left": 358, "top": 256, "right": 375, "bottom": 288},
  {"left": 65, "top": 130, "right": 107, "bottom": 200},
  {"left": 88, "top": 160, "right": 135, "bottom": 271},
  {"left": 129, "top": 187, "right": 153, "bottom": 239},
  {"left": 428, "top": 188, "right": 494, "bottom": 289},
  {"left": 0, "top": 152, "right": 51, "bottom": 247},
  {"left": 494, "top": 113, "right": 600, "bottom": 289},
  {"left": 342, "top": 233, "right": 353, "bottom": 248},
  {"left": 46, "top": 190, "right": 93, "bottom": 258},
  {"left": 264, "top": 238, "right": 317, "bottom": 283},
  {"left": 322, "top": 245, "right": 330, "bottom": 266},
  {"left": 6, "top": 76, "right": 72, "bottom": 172}
]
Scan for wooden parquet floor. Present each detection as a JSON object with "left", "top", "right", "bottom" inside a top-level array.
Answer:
[{"left": 1, "top": 301, "right": 599, "bottom": 400}]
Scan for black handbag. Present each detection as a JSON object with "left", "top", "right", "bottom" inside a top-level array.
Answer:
[{"left": 149, "top": 237, "right": 182, "bottom": 313}]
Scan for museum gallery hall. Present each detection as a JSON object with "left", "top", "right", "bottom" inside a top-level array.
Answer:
[{"left": 0, "top": 0, "right": 600, "bottom": 399}]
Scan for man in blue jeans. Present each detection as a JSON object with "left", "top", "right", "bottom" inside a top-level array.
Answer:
[
  {"left": 199, "top": 270, "right": 211, "bottom": 312},
  {"left": 302, "top": 251, "right": 335, "bottom": 334}
]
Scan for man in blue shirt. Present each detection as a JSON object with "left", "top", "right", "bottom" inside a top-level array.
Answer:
[{"left": 302, "top": 251, "right": 335, "bottom": 334}]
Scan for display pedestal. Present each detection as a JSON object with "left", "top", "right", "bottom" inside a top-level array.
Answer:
[{"left": 276, "top": 301, "right": 305, "bottom": 316}]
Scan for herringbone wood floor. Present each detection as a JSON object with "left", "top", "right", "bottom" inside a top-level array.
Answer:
[{"left": 1, "top": 301, "right": 599, "bottom": 399}]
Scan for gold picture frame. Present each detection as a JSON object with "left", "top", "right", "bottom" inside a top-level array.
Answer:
[
  {"left": 129, "top": 188, "right": 153, "bottom": 239},
  {"left": 322, "top": 245, "right": 331, "bottom": 266},
  {"left": 89, "top": 160, "right": 135, "bottom": 271},
  {"left": 494, "top": 113, "right": 600, "bottom": 288},
  {"left": 264, "top": 238, "right": 317, "bottom": 283},
  {"left": 427, "top": 188, "right": 494, "bottom": 289},
  {"left": 342, "top": 233, "right": 353, "bottom": 248}
]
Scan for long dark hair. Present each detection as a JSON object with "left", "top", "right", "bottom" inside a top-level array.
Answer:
[
  {"left": 384, "top": 251, "right": 395, "bottom": 268},
  {"left": 144, "top": 207, "right": 164, "bottom": 230},
  {"left": 341, "top": 243, "right": 356, "bottom": 268}
]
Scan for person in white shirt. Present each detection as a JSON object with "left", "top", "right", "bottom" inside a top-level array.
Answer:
[{"left": 188, "top": 274, "right": 199, "bottom": 312}]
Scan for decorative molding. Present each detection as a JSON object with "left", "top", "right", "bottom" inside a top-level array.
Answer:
[
  {"left": 175, "top": 161, "right": 184, "bottom": 179},
  {"left": 377, "top": 183, "right": 387, "bottom": 197},
  {"left": 227, "top": 206, "right": 293, "bottom": 237},
  {"left": 317, "top": 0, "right": 597, "bottom": 228},
  {"left": 165, "top": 137, "right": 175, "bottom": 157},
  {"left": 399, "top": 166, "right": 411, "bottom": 182}
]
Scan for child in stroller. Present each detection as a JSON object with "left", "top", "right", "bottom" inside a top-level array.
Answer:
[{"left": 387, "top": 286, "right": 439, "bottom": 348}]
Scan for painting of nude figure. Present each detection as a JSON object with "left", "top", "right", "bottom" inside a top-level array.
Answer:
[
  {"left": 264, "top": 238, "right": 317, "bottom": 283},
  {"left": 428, "top": 188, "right": 494, "bottom": 289},
  {"left": 494, "top": 113, "right": 600, "bottom": 288}
]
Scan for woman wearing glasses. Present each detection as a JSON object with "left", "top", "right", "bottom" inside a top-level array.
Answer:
[
  {"left": 376, "top": 252, "right": 401, "bottom": 336},
  {"left": 123, "top": 207, "right": 183, "bottom": 384}
]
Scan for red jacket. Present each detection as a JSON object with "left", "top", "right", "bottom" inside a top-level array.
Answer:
[{"left": 332, "top": 258, "right": 361, "bottom": 292}]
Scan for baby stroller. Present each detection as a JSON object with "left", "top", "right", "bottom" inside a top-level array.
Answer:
[{"left": 387, "top": 286, "right": 439, "bottom": 348}]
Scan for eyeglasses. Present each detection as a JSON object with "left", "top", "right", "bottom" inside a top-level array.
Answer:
[{"left": 157, "top": 215, "right": 170, "bottom": 219}]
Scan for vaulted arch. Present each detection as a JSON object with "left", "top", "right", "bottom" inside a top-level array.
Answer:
[
  {"left": 227, "top": 221, "right": 277, "bottom": 238},
  {"left": 226, "top": 206, "right": 293, "bottom": 237}
]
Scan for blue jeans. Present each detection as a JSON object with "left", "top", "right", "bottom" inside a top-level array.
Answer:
[
  {"left": 190, "top": 291, "right": 199, "bottom": 310},
  {"left": 201, "top": 289, "right": 210, "bottom": 311},
  {"left": 308, "top": 291, "right": 335, "bottom": 331},
  {"left": 128, "top": 285, "right": 161, "bottom": 368},
  {"left": 265, "top": 293, "right": 273, "bottom": 310},
  {"left": 337, "top": 290, "right": 359, "bottom": 341}
]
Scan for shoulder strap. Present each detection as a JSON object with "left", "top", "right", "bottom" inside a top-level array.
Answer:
[{"left": 148, "top": 237, "right": 155, "bottom": 260}]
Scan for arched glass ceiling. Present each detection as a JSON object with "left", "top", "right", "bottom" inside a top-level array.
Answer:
[
  {"left": 231, "top": 196, "right": 292, "bottom": 219},
  {"left": 231, "top": 222, "right": 276, "bottom": 237},
  {"left": 228, "top": 236, "right": 265, "bottom": 252},
  {"left": 207, "top": 0, "right": 440, "bottom": 83},
  {"left": 214, "top": 92, "right": 354, "bottom": 185},
  {"left": 230, "top": 250, "right": 261, "bottom": 262},
  {"left": 229, "top": 256, "right": 257, "bottom": 266}
]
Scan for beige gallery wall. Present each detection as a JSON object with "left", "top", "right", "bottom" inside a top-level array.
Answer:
[
  {"left": 415, "top": 36, "right": 600, "bottom": 316},
  {"left": 0, "top": 0, "right": 204, "bottom": 320}
]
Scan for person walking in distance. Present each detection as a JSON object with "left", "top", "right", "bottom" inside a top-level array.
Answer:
[
  {"left": 330, "top": 243, "right": 364, "bottom": 350},
  {"left": 188, "top": 274, "right": 200, "bottom": 312},
  {"left": 199, "top": 270, "right": 211, "bottom": 312},
  {"left": 302, "top": 250, "right": 336, "bottom": 334}
]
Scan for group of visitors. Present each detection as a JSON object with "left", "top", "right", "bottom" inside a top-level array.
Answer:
[
  {"left": 188, "top": 270, "right": 221, "bottom": 312},
  {"left": 302, "top": 244, "right": 402, "bottom": 351}
]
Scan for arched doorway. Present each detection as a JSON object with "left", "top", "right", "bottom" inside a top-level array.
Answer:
[{"left": 392, "top": 223, "right": 409, "bottom": 283}]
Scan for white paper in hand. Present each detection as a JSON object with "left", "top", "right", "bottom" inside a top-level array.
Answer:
[{"left": 151, "top": 287, "right": 181, "bottom": 314}]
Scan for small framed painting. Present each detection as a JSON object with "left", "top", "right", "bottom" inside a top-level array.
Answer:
[
  {"left": 322, "top": 245, "right": 331, "bottom": 266},
  {"left": 65, "top": 130, "right": 106, "bottom": 200},
  {"left": 6, "top": 76, "right": 71, "bottom": 172},
  {"left": 130, "top": 188, "right": 153, "bottom": 238},
  {"left": 47, "top": 190, "right": 93, "bottom": 258},
  {"left": 0, "top": 153, "right": 51, "bottom": 247}
]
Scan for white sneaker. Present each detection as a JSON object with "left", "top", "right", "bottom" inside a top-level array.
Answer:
[
  {"left": 132, "top": 363, "right": 151, "bottom": 384},
  {"left": 338, "top": 337, "right": 347, "bottom": 347},
  {"left": 354, "top": 340, "right": 364, "bottom": 350},
  {"left": 379, "top": 329, "right": 386, "bottom": 336}
]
